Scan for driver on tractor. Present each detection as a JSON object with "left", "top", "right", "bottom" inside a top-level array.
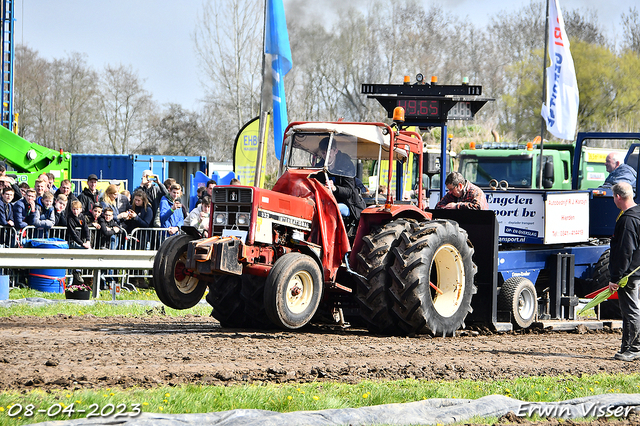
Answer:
[{"left": 312, "top": 137, "right": 366, "bottom": 222}]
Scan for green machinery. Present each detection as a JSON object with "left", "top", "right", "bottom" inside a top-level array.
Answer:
[
  {"left": 457, "top": 142, "right": 623, "bottom": 190},
  {"left": 0, "top": 124, "right": 72, "bottom": 187}
]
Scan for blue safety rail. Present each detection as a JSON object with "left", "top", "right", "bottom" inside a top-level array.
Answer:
[{"left": 0, "top": 0, "right": 14, "bottom": 130}]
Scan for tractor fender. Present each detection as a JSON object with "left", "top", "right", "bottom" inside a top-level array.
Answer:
[{"left": 292, "top": 244, "right": 324, "bottom": 279}]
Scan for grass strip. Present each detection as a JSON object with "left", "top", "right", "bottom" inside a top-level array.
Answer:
[
  {"left": 0, "top": 288, "right": 211, "bottom": 317},
  {"left": 0, "top": 374, "right": 638, "bottom": 425}
]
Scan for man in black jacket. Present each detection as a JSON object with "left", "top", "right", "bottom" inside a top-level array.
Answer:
[
  {"left": 313, "top": 137, "right": 366, "bottom": 221},
  {"left": 77, "top": 174, "right": 100, "bottom": 217},
  {"left": 0, "top": 184, "right": 14, "bottom": 227},
  {"left": 609, "top": 182, "right": 640, "bottom": 361},
  {"left": 54, "top": 195, "right": 68, "bottom": 227}
]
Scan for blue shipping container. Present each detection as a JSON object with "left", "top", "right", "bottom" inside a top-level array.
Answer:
[{"left": 71, "top": 154, "right": 207, "bottom": 209}]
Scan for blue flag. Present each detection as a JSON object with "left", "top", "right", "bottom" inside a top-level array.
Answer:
[{"left": 265, "top": 0, "right": 292, "bottom": 160}]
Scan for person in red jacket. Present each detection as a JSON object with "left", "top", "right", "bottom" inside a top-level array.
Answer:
[{"left": 435, "top": 172, "right": 488, "bottom": 210}]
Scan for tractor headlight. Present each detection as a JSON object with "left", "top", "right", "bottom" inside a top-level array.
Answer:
[
  {"left": 214, "top": 212, "right": 227, "bottom": 225},
  {"left": 236, "top": 213, "right": 250, "bottom": 226}
]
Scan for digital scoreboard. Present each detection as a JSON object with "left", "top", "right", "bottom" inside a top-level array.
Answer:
[{"left": 361, "top": 82, "right": 492, "bottom": 125}]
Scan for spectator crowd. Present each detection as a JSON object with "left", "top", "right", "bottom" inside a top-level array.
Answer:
[{"left": 0, "top": 166, "right": 218, "bottom": 249}]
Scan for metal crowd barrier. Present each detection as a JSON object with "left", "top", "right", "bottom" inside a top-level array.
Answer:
[
  {"left": 0, "top": 226, "right": 17, "bottom": 249},
  {"left": 125, "top": 228, "right": 172, "bottom": 285},
  {"left": 0, "top": 225, "right": 177, "bottom": 292},
  {"left": 0, "top": 227, "right": 19, "bottom": 285},
  {"left": 16, "top": 226, "right": 131, "bottom": 288}
]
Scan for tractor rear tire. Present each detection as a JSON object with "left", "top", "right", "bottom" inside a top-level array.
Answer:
[
  {"left": 240, "top": 275, "right": 271, "bottom": 329},
  {"left": 207, "top": 275, "right": 248, "bottom": 328},
  {"left": 389, "top": 220, "right": 477, "bottom": 336},
  {"left": 355, "top": 218, "right": 413, "bottom": 334},
  {"left": 264, "top": 253, "right": 323, "bottom": 329},
  {"left": 498, "top": 277, "right": 537, "bottom": 329},
  {"left": 153, "top": 234, "right": 206, "bottom": 310},
  {"left": 582, "top": 249, "right": 620, "bottom": 319}
]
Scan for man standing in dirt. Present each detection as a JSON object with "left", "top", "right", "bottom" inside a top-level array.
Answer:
[{"left": 608, "top": 182, "right": 640, "bottom": 361}]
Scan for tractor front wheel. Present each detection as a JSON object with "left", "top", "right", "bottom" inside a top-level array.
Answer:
[
  {"left": 264, "top": 253, "right": 323, "bottom": 329},
  {"left": 153, "top": 234, "right": 207, "bottom": 309}
]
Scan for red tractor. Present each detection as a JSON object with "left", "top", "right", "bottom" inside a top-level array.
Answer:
[{"left": 153, "top": 120, "right": 476, "bottom": 336}]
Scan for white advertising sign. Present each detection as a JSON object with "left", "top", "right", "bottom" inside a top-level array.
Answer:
[
  {"left": 485, "top": 192, "right": 546, "bottom": 244},
  {"left": 544, "top": 192, "right": 589, "bottom": 244}
]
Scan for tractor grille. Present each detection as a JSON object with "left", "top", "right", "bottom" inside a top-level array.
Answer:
[{"left": 211, "top": 187, "right": 253, "bottom": 236}]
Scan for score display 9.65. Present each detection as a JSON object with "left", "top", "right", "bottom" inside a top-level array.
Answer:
[{"left": 395, "top": 99, "right": 441, "bottom": 118}]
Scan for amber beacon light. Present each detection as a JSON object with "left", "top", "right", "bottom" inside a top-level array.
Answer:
[{"left": 393, "top": 107, "right": 406, "bottom": 122}]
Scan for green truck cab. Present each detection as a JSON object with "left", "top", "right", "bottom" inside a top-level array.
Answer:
[{"left": 457, "top": 142, "right": 621, "bottom": 190}]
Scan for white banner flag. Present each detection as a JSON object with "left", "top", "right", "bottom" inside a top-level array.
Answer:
[{"left": 541, "top": 0, "right": 579, "bottom": 141}]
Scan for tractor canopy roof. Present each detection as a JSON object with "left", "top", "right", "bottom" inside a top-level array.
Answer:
[{"left": 283, "top": 122, "right": 408, "bottom": 178}]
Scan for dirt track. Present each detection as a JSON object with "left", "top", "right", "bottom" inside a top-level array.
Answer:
[{"left": 0, "top": 313, "right": 639, "bottom": 392}]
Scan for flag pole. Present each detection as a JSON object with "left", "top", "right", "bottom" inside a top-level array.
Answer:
[
  {"left": 254, "top": 0, "right": 269, "bottom": 187},
  {"left": 538, "top": 0, "right": 550, "bottom": 189}
]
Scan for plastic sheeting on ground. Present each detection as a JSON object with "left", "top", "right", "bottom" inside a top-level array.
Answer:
[{"left": 26, "top": 393, "right": 640, "bottom": 426}]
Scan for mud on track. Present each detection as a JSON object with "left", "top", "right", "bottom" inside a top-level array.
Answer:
[{"left": 0, "top": 314, "right": 638, "bottom": 392}]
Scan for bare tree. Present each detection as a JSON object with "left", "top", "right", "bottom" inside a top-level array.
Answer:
[
  {"left": 152, "top": 103, "right": 211, "bottom": 156},
  {"left": 622, "top": 7, "right": 640, "bottom": 53},
  {"left": 193, "top": 0, "right": 262, "bottom": 129},
  {"left": 14, "top": 45, "right": 49, "bottom": 143},
  {"left": 563, "top": 9, "right": 607, "bottom": 46},
  {"left": 14, "top": 47, "right": 99, "bottom": 152},
  {"left": 57, "top": 53, "right": 99, "bottom": 152},
  {"left": 97, "top": 64, "right": 153, "bottom": 154},
  {"left": 285, "top": 22, "right": 334, "bottom": 121}
]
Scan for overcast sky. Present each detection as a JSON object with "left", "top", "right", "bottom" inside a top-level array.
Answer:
[{"left": 15, "top": 0, "right": 637, "bottom": 111}]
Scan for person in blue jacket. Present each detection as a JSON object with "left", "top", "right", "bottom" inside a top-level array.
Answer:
[
  {"left": 159, "top": 184, "right": 184, "bottom": 235},
  {"left": 13, "top": 188, "right": 36, "bottom": 230},
  {"left": 602, "top": 152, "right": 637, "bottom": 190}
]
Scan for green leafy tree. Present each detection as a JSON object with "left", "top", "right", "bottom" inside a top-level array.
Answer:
[
  {"left": 503, "top": 40, "right": 640, "bottom": 139},
  {"left": 573, "top": 41, "right": 640, "bottom": 131},
  {"left": 502, "top": 52, "right": 542, "bottom": 140}
]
